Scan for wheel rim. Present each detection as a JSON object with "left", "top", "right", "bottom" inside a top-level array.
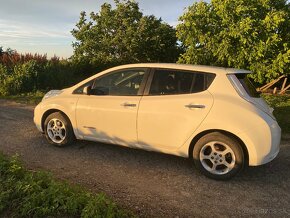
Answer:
[
  {"left": 199, "top": 141, "right": 236, "bottom": 175},
  {"left": 46, "top": 118, "right": 66, "bottom": 144}
]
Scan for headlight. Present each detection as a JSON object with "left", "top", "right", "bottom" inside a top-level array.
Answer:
[{"left": 42, "top": 90, "right": 63, "bottom": 101}]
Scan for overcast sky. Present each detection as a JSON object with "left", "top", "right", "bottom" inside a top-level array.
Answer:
[{"left": 0, "top": 0, "right": 195, "bottom": 58}]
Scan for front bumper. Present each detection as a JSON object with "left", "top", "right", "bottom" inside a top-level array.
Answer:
[{"left": 34, "top": 103, "right": 44, "bottom": 132}]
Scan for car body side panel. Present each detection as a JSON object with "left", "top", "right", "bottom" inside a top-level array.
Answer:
[
  {"left": 34, "top": 95, "right": 79, "bottom": 137},
  {"left": 137, "top": 91, "right": 214, "bottom": 151},
  {"left": 176, "top": 74, "right": 281, "bottom": 165},
  {"left": 75, "top": 95, "right": 141, "bottom": 146}
]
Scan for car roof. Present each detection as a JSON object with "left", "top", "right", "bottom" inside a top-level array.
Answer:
[{"left": 108, "top": 63, "right": 251, "bottom": 75}]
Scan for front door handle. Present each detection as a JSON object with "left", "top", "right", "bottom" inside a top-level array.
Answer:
[
  {"left": 185, "top": 104, "right": 205, "bottom": 109},
  {"left": 121, "top": 102, "right": 137, "bottom": 107}
]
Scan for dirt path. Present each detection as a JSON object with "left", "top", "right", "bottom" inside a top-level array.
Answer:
[{"left": 0, "top": 99, "right": 290, "bottom": 217}]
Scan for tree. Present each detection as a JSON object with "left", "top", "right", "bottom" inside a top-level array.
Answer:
[
  {"left": 0, "top": 47, "right": 16, "bottom": 56},
  {"left": 71, "top": 0, "right": 180, "bottom": 69},
  {"left": 5, "top": 47, "right": 16, "bottom": 56},
  {"left": 177, "top": 0, "right": 290, "bottom": 83}
]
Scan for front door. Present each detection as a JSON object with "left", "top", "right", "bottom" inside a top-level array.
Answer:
[{"left": 76, "top": 68, "right": 148, "bottom": 146}]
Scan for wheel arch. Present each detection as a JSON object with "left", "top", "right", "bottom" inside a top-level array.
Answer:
[
  {"left": 188, "top": 129, "right": 249, "bottom": 166},
  {"left": 41, "top": 109, "right": 71, "bottom": 132}
]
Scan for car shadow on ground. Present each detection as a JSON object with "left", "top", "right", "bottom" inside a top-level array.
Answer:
[{"left": 63, "top": 136, "right": 290, "bottom": 184}]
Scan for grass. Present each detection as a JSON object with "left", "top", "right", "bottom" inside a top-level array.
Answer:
[
  {"left": 0, "top": 91, "right": 45, "bottom": 105},
  {"left": 262, "top": 94, "right": 290, "bottom": 134},
  {"left": 0, "top": 153, "right": 134, "bottom": 218}
]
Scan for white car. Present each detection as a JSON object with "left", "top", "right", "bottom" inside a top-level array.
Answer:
[{"left": 34, "top": 63, "right": 281, "bottom": 180}]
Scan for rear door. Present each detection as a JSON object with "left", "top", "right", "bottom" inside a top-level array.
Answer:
[{"left": 137, "top": 69, "right": 215, "bottom": 150}]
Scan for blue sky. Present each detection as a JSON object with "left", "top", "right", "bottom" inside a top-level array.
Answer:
[{"left": 0, "top": 0, "right": 195, "bottom": 58}]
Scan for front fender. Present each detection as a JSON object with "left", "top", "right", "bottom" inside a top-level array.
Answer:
[{"left": 34, "top": 95, "right": 79, "bottom": 137}]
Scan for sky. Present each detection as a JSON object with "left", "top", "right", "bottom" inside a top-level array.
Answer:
[{"left": 0, "top": 0, "right": 195, "bottom": 58}]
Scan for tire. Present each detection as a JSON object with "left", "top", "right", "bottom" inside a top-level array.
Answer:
[
  {"left": 44, "top": 112, "right": 75, "bottom": 147},
  {"left": 192, "top": 132, "right": 244, "bottom": 180}
]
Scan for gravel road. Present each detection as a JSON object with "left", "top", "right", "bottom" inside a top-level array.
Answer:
[{"left": 0, "top": 99, "right": 290, "bottom": 217}]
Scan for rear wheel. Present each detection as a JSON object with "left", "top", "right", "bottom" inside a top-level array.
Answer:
[
  {"left": 192, "top": 132, "right": 244, "bottom": 180},
  {"left": 44, "top": 112, "right": 74, "bottom": 146}
]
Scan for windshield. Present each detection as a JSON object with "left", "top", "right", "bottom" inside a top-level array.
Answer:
[{"left": 236, "top": 74, "right": 260, "bottom": 98}]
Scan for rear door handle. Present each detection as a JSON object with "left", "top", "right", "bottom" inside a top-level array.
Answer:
[
  {"left": 121, "top": 102, "right": 137, "bottom": 107},
  {"left": 185, "top": 104, "right": 205, "bottom": 109}
]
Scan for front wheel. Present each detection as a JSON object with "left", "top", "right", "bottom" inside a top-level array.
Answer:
[
  {"left": 192, "top": 132, "right": 244, "bottom": 180},
  {"left": 44, "top": 112, "right": 74, "bottom": 147}
]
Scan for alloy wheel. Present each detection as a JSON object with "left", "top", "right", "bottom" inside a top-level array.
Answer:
[
  {"left": 199, "top": 141, "right": 236, "bottom": 175},
  {"left": 46, "top": 118, "right": 66, "bottom": 144}
]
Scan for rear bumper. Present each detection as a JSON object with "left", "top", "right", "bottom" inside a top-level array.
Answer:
[
  {"left": 245, "top": 119, "right": 281, "bottom": 166},
  {"left": 259, "top": 121, "right": 281, "bottom": 165},
  {"left": 260, "top": 146, "right": 279, "bottom": 165}
]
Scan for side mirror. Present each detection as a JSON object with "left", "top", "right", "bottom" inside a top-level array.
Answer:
[{"left": 83, "top": 85, "right": 92, "bottom": 95}]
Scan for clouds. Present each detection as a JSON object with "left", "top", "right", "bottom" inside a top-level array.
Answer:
[
  {"left": 0, "top": 20, "right": 70, "bottom": 39},
  {"left": 0, "top": 18, "right": 73, "bottom": 57},
  {"left": 0, "top": 0, "right": 114, "bottom": 57},
  {"left": 0, "top": 0, "right": 192, "bottom": 58}
]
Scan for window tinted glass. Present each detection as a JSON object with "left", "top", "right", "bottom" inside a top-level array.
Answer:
[
  {"left": 236, "top": 74, "right": 260, "bottom": 98},
  {"left": 149, "top": 69, "right": 215, "bottom": 95},
  {"left": 92, "top": 70, "right": 145, "bottom": 96}
]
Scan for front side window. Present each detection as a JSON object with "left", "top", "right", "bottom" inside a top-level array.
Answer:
[
  {"left": 149, "top": 69, "right": 215, "bottom": 95},
  {"left": 91, "top": 69, "right": 146, "bottom": 96}
]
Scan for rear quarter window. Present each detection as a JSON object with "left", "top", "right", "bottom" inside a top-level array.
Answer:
[{"left": 236, "top": 74, "right": 260, "bottom": 98}]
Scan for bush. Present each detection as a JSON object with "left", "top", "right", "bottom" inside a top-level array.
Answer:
[
  {"left": 0, "top": 60, "right": 95, "bottom": 96},
  {"left": 263, "top": 94, "right": 290, "bottom": 134},
  {"left": 0, "top": 51, "right": 99, "bottom": 96},
  {"left": 0, "top": 153, "right": 133, "bottom": 217}
]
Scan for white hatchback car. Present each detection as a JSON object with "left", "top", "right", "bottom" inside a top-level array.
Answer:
[{"left": 34, "top": 63, "right": 281, "bottom": 180}]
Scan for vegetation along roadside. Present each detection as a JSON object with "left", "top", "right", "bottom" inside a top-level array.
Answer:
[
  {"left": 0, "top": 153, "right": 134, "bottom": 218},
  {"left": 263, "top": 94, "right": 290, "bottom": 135}
]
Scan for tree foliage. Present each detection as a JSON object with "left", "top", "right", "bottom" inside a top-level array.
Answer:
[
  {"left": 0, "top": 47, "right": 16, "bottom": 57},
  {"left": 71, "top": 0, "right": 180, "bottom": 68},
  {"left": 177, "top": 0, "right": 290, "bottom": 83}
]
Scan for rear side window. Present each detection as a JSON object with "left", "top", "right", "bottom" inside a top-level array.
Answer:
[
  {"left": 149, "top": 69, "right": 215, "bottom": 95},
  {"left": 235, "top": 74, "right": 260, "bottom": 98}
]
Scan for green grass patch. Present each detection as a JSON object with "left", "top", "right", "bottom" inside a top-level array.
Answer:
[
  {"left": 262, "top": 94, "right": 290, "bottom": 134},
  {"left": 0, "top": 91, "right": 45, "bottom": 105},
  {"left": 0, "top": 153, "right": 133, "bottom": 218}
]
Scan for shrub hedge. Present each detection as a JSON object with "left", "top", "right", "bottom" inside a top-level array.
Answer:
[{"left": 0, "top": 52, "right": 100, "bottom": 96}]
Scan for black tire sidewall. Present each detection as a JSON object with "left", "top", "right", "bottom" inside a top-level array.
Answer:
[
  {"left": 44, "top": 112, "right": 74, "bottom": 147},
  {"left": 193, "top": 132, "right": 244, "bottom": 180}
]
